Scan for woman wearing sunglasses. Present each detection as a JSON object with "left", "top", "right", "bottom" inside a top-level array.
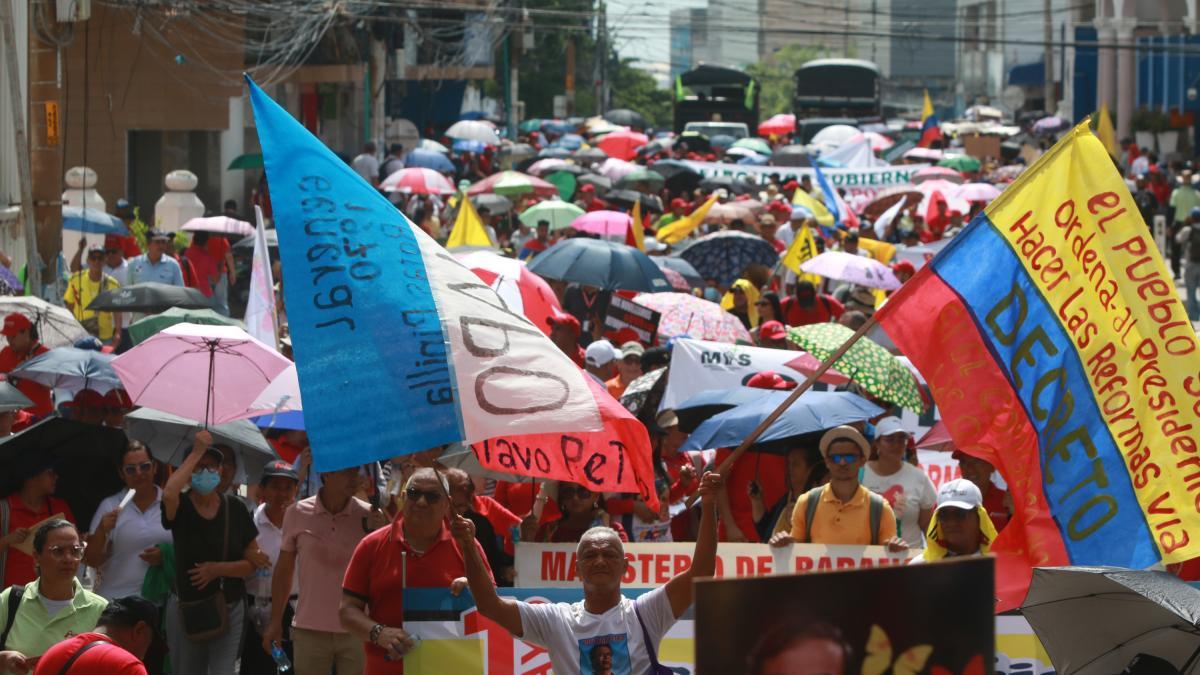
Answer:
[
  {"left": 85, "top": 441, "right": 171, "bottom": 601},
  {"left": 0, "top": 520, "right": 108, "bottom": 674},
  {"left": 528, "top": 483, "right": 628, "bottom": 544}
]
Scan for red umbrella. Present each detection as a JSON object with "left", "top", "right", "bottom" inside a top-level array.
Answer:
[
  {"left": 379, "top": 168, "right": 456, "bottom": 195},
  {"left": 596, "top": 130, "right": 650, "bottom": 161},
  {"left": 758, "top": 114, "right": 796, "bottom": 137},
  {"left": 454, "top": 251, "right": 562, "bottom": 336},
  {"left": 466, "top": 171, "right": 559, "bottom": 197}
]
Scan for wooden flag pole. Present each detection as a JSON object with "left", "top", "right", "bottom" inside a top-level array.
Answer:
[{"left": 683, "top": 315, "right": 879, "bottom": 508}]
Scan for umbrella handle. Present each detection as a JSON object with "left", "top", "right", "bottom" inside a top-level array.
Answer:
[{"left": 683, "top": 314, "right": 879, "bottom": 509}]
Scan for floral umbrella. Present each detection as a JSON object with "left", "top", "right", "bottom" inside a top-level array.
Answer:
[
  {"left": 785, "top": 322, "right": 924, "bottom": 412},
  {"left": 619, "top": 367, "right": 667, "bottom": 417},
  {"left": 633, "top": 292, "right": 752, "bottom": 344},
  {"left": 678, "top": 231, "right": 780, "bottom": 286}
]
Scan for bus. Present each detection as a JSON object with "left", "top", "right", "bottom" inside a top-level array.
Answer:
[
  {"left": 672, "top": 64, "right": 760, "bottom": 134},
  {"left": 793, "top": 59, "right": 882, "bottom": 120}
]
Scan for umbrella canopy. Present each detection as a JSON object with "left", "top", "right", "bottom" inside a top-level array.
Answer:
[
  {"left": 416, "top": 138, "right": 451, "bottom": 154},
  {"left": 810, "top": 124, "right": 860, "bottom": 149},
  {"left": 87, "top": 282, "right": 212, "bottom": 314},
  {"left": 604, "top": 190, "right": 663, "bottom": 214},
  {"left": 903, "top": 147, "right": 944, "bottom": 161},
  {"left": 226, "top": 153, "right": 264, "bottom": 170},
  {"left": 730, "top": 137, "right": 772, "bottom": 156},
  {"left": 632, "top": 292, "right": 752, "bottom": 344},
  {"left": 550, "top": 133, "right": 585, "bottom": 150},
  {"left": 10, "top": 347, "right": 121, "bottom": 395},
  {"left": 181, "top": 216, "right": 254, "bottom": 237},
  {"left": 597, "top": 158, "right": 641, "bottom": 181},
  {"left": 467, "top": 171, "right": 558, "bottom": 197},
  {"left": 113, "top": 323, "right": 291, "bottom": 425},
  {"left": 62, "top": 206, "right": 127, "bottom": 235},
  {"left": 574, "top": 147, "right": 608, "bottom": 163},
  {"left": 249, "top": 362, "right": 302, "bottom": 415},
  {"left": 537, "top": 147, "right": 573, "bottom": 160},
  {"left": 799, "top": 251, "right": 901, "bottom": 290},
  {"left": 956, "top": 182, "right": 1002, "bottom": 203},
  {"left": 518, "top": 200, "right": 585, "bottom": 231},
  {"left": 527, "top": 158, "right": 572, "bottom": 176},
  {"left": 758, "top": 113, "right": 796, "bottom": 137},
  {"left": 786, "top": 322, "right": 924, "bottom": 412},
  {"left": 603, "top": 108, "right": 647, "bottom": 130},
  {"left": 699, "top": 175, "right": 758, "bottom": 195},
  {"left": 912, "top": 166, "right": 965, "bottom": 185},
  {"left": 657, "top": 267, "right": 691, "bottom": 291},
  {"left": 471, "top": 194, "right": 514, "bottom": 215},
  {"left": 617, "top": 169, "right": 665, "bottom": 190},
  {"left": 1032, "top": 115, "right": 1069, "bottom": 134},
  {"left": 519, "top": 119, "right": 543, "bottom": 133},
  {"left": 526, "top": 238, "right": 672, "bottom": 292},
  {"left": 498, "top": 143, "right": 537, "bottom": 160},
  {"left": 862, "top": 187, "right": 923, "bottom": 221},
  {"left": 0, "top": 381, "right": 32, "bottom": 412},
  {"left": 1022, "top": 566, "right": 1200, "bottom": 675},
  {"left": 403, "top": 149, "right": 456, "bottom": 172},
  {"left": 844, "top": 131, "right": 894, "bottom": 151},
  {"left": 455, "top": 250, "right": 563, "bottom": 335},
  {"left": 571, "top": 210, "right": 633, "bottom": 237},
  {"left": 446, "top": 120, "right": 501, "bottom": 144},
  {"left": 649, "top": 159, "right": 700, "bottom": 186},
  {"left": 577, "top": 173, "right": 613, "bottom": 192},
  {"left": 915, "top": 420, "right": 954, "bottom": 451},
  {"left": 938, "top": 155, "right": 983, "bottom": 173},
  {"left": 124, "top": 407, "right": 278, "bottom": 485},
  {"left": 379, "top": 167, "right": 456, "bottom": 195},
  {"left": 452, "top": 139, "right": 489, "bottom": 154},
  {"left": 682, "top": 390, "right": 884, "bottom": 453},
  {"left": 0, "top": 297, "right": 88, "bottom": 348},
  {"left": 128, "top": 307, "right": 241, "bottom": 346},
  {"left": 770, "top": 145, "right": 812, "bottom": 167},
  {"left": 619, "top": 367, "right": 667, "bottom": 417},
  {"left": 651, "top": 257, "right": 704, "bottom": 288},
  {"left": 710, "top": 134, "right": 736, "bottom": 150},
  {"left": 676, "top": 131, "right": 711, "bottom": 153},
  {"left": 678, "top": 231, "right": 779, "bottom": 285},
  {"left": 0, "top": 416, "right": 127, "bottom": 528},
  {"left": 596, "top": 130, "right": 649, "bottom": 161}
]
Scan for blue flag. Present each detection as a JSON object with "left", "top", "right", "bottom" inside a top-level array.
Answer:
[{"left": 811, "top": 161, "right": 842, "bottom": 227}]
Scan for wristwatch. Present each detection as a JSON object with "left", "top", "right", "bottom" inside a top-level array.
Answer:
[{"left": 369, "top": 623, "right": 385, "bottom": 645}]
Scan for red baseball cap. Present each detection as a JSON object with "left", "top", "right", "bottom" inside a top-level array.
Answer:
[
  {"left": 670, "top": 198, "right": 687, "bottom": 209},
  {"left": 745, "top": 370, "right": 797, "bottom": 390},
  {"left": 892, "top": 260, "right": 916, "bottom": 277},
  {"left": 758, "top": 320, "right": 787, "bottom": 341},
  {"left": 546, "top": 308, "right": 581, "bottom": 336},
  {"left": 783, "top": 180, "right": 799, "bottom": 190},
  {"left": 580, "top": 184, "right": 595, "bottom": 194},
  {"left": 1, "top": 313, "right": 32, "bottom": 336},
  {"left": 103, "top": 234, "right": 123, "bottom": 250}
]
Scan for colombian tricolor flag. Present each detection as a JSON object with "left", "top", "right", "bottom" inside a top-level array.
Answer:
[
  {"left": 918, "top": 89, "right": 942, "bottom": 148},
  {"left": 877, "top": 121, "right": 1200, "bottom": 611}
]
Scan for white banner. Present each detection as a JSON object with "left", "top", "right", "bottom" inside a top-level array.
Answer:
[
  {"left": 682, "top": 160, "right": 930, "bottom": 188},
  {"left": 661, "top": 338, "right": 835, "bottom": 411},
  {"left": 515, "top": 542, "right": 913, "bottom": 588}
]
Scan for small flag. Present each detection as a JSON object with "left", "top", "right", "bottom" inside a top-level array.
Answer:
[
  {"left": 780, "top": 224, "right": 821, "bottom": 282},
  {"left": 244, "top": 206, "right": 278, "bottom": 349},
  {"left": 627, "top": 199, "right": 646, "bottom": 251},
  {"left": 1096, "top": 105, "right": 1119, "bottom": 159},
  {"left": 918, "top": 89, "right": 942, "bottom": 148},
  {"left": 446, "top": 196, "right": 494, "bottom": 249},
  {"left": 657, "top": 195, "right": 718, "bottom": 244},
  {"left": 792, "top": 187, "right": 835, "bottom": 228}
]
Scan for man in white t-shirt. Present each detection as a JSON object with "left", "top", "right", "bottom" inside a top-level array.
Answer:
[
  {"left": 861, "top": 416, "right": 936, "bottom": 549},
  {"left": 351, "top": 142, "right": 380, "bottom": 185},
  {"left": 454, "top": 472, "right": 723, "bottom": 675}
]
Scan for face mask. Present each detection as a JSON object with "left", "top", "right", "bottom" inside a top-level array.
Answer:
[{"left": 190, "top": 469, "right": 221, "bottom": 495}]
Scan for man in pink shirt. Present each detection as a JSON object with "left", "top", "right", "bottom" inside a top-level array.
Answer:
[{"left": 263, "top": 466, "right": 381, "bottom": 675}]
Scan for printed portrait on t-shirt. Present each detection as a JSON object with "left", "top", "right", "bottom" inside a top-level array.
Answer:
[{"left": 580, "top": 633, "right": 630, "bottom": 675}]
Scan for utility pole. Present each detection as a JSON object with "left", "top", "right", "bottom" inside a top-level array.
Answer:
[
  {"left": 0, "top": 0, "right": 39, "bottom": 295},
  {"left": 596, "top": 0, "right": 608, "bottom": 114},
  {"left": 508, "top": 26, "right": 519, "bottom": 140},
  {"left": 370, "top": 32, "right": 387, "bottom": 150},
  {"left": 566, "top": 38, "right": 576, "bottom": 115},
  {"left": 1043, "top": 0, "right": 1055, "bottom": 115}
]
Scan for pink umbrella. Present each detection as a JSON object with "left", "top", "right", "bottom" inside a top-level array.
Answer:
[
  {"left": 182, "top": 216, "right": 254, "bottom": 237},
  {"left": 758, "top": 114, "right": 796, "bottom": 137},
  {"left": 799, "top": 251, "right": 900, "bottom": 290},
  {"left": 570, "top": 210, "right": 632, "bottom": 236},
  {"left": 528, "top": 158, "right": 572, "bottom": 176},
  {"left": 912, "top": 166, "right": 964, "bottom": 185},
  {"left": 454, "top": 250, "right": 562, "bottom": 336},
  {"left": 659, "top": 267, "right": 691, "bottom": 291},
  {"left": 632, "top": 292, "right": 752, "bottom": 344},
  {"left": 845, "top": 131, "right": 894, "bottom": 151},
  {"left": 955, "top": 182, "right": 1002, "bottom": 203},
  {"left": 112, "top": 323, "right": 292, "bottom": 426},
  {"left": 379, "top": 167, "right": 456, "bottom": 195},
  {"left": 596, "top": 130, "right": 649, "bottom": 161},
  {"left": 903, "top": 147, "right": 944, "bottom": 161},
  {"left": 597, "top": 157, "right": 640, "bottom": 181},
  {"left": 466, "top": 171, "right": 559, "bottom": 197}
]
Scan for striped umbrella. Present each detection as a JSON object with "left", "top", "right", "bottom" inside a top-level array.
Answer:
[{"left": 379, "top": 168, "right": 456, "bottom": 195}]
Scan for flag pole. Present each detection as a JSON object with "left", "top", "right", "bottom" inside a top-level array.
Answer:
[{"left": 683, "top": 314, "right": 879, "bottom": 508}]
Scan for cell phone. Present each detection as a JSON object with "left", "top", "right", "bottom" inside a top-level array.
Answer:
[{"left": 747, "top": 480, "right": 761, "bottom": 496}]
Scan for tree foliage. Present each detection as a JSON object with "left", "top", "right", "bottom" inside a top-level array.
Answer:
[
  {"left": 610, "top": 58, "right": 672, "bottom": 129},
  {"left": 745, "top": 43, "right": 824, "bottom": 117}
]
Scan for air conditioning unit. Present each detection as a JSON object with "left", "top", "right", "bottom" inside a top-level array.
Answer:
[{"left": 56, "top": 0, "right": 91, "bottom": 22}]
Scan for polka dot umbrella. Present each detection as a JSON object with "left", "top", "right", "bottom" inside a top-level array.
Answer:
[{"left": 785, "top": 322, "right": 924, "bottom": 412}]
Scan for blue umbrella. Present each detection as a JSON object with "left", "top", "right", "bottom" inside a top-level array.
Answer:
[
  {"left": 453, "top": 139, "right": 488, "bottom": 153},
  {"left": 675, "top": 386, "right": 769, "bottom": 432},
  {"left": 526, "top": 238, "right": 672, "bottom": 292},
  {"left": 542, "top": 120, "right": 575, "bottom": 134},
  {"left": 681, "top": 390, "right": 884, "bottom": 454},
  {"left": 737, "top": 154, "right": 769, "bottom": 166},
  {"left": 678, "top": 231, "right": 780, "bottom": 286},
  {"left": 253, "top": 409, "right": 305, "bottom": 431},
  {"left": 404, "top": 149, "right": 455, "bottom": 172},
  {"left": 10, "top": 346, "right": 121, "bottom": 395},
  {"left": 550, "top": 134, "right": 584, "bottom": 150},
  {"left": 62, "top": 206, "right": 127, "bottom": 235},
  {"left": 710, "top": 134, "right": 736, "bottom": 150}
]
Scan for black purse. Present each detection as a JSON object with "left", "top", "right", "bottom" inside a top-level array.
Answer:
[{"left": 177, "top": 495, "right": 230, "bottom": 642}]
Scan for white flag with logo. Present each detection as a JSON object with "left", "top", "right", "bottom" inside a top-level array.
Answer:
[{"left": 244, "top": 205, "right": 277, "bottom": 349}]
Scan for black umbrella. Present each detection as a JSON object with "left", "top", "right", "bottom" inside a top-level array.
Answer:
[
  {"left": 0, "top": 416, "right": 127, "bottom": 528},
  {"left": 676, "top": 131, "right": 711, "bottom": 153},
  {"left": 573, "top": 147, "right": 608, "bottom": 163},
  {"left": 527, "top": 238, "right": 672, "bottom": 292},
  {"left": 498, "top": 143, "right": 536, "bottom": 159},
  {"left": 87, "top": 282, "right": 212, "bottom": 314},
  {"left": 603, "top": 108, "right": 648, "bottom": 130},
  {"left": 604, "top": 190, "right": 664, "bottom": 214},
  {"left": 537, "top": 147, "right": 573, "bottom": 159},
  {"left": 651, "top": 160, "right": 702, "bottom": 193},
  {"left": 700, "top": 175, "right": 759, "bottom": 195},
  {"left": 770, "top": 145, "right": 812, "bottom": 167},
  {"left": 651, "top": 256, "right": 704, "bottom": 288},
  {"left": 578, "top": 173, "right": 613, "bottom": 192},
  {"left": 638, "top": 138, "right": 674, "bottom": 158}
]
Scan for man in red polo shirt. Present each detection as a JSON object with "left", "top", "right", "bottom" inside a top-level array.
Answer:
[
  {"left": 340, "top": 468, "right": 493, "bottom": 673},
  {"left": 0, "top": 314, "right": 51, "bottom": 416},
  {"left": 34, "top": 595, "right": 159, "bottom": 674},
  {"left": 1, "top": 455, "right": 75, "bottom": 587}
]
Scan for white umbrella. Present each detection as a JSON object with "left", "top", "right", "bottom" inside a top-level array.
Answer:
[
  {"left": 799, "top": 251, "right": 900, "bottom": 290},
  {"left": 182, "top": 216, "right": 255, "bottom": 237},
  {"left": 810, "top": 124, "right": 860, "bottom": 149},
  {"left": 446, "top": 120, "right": 501, "bottom": 145},
  {"left": 956, "top": 182, "right": 1002, "bottom": 203},
  {"left": 0, "top": 297, "right": 88, "bottom": 348},
  {"left": 248, "top": 362, "right": 302, "bottom": 415},
  {"left": 416, "top": 138, "right": 450, "bottom": 154}
]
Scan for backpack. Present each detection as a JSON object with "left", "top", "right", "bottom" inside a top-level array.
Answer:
[
  {"left": 801, "top": 485, "right": 885, "bottom": 545},
  {"left": 1188, "top": 227, "right": 1200, "bottom": 263}
]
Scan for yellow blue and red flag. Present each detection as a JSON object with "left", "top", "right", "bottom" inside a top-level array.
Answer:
[{"left": 918, "top": 89, "right": 942, "bottom": 148}]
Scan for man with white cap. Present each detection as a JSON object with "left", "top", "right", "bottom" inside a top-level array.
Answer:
[
  {"left": 908, "top": 478, "right": 997, "bottom": 564},
  {"left": 862, "top": 416, "right": 937, "bottom": 548},
  {"left": 583, "top": 340, "right": 619, "bottom": 385}
]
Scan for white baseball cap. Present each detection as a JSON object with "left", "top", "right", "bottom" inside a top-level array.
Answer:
[
  {"left": 936, "top": 478, "right": 983, "bottom": 511},
  {"left": 584, "top": 340, "right": 619, "bottom": 368},
  {"left": 873, "top": 416, "right": 909, "bottom": 438}
]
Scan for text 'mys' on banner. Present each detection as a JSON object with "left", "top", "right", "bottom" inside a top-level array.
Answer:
[
  {"left": 246, "top": 78, "right": 604, "bottom": 473},
  {"left": 876, "top": 121, "right": 1200, "bottom": 609}
]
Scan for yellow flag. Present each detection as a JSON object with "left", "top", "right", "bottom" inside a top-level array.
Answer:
[
  {"left": 446, "top": 196, "right": 493, "bottom": 248},
  {"left": 657, "top": 196, "right": 718, "bottom": 244},
  {"left": 921, "top": 89, "right": 935, "bottom": 123},
  {"left": 780, "top": 225, "right": 822, "bottom": 287},
  {"left": 856, "top": 236, "right": 896, "bottom": 264},
  {"left": 792, "top": 188, "right": 835, "bottom": 228},
  {"left": 630, "top": 200, "right": 645, "bottom": 251},
  {"left": 1096, "top": 104, "right": 1119, "bottom": 159}
]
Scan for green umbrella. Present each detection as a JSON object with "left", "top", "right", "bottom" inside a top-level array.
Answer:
[
  {"left": 227, "top": 153, "right": 264, "bottom": 170},
  {"left": 617, "top": 169, "right": 666, "bottom": 191},
  {"left": 731, "top": 138, "right": 773, "bottom": 156},
  {"left": 519, "top": 119, "right": 543, "bottom": 133},
  {"left": 128, "top": 307, "right": 242, "bottom": 346},
  {"left": 938, "top": 155, "right": 982, "bottom": 172},
  {"left": 519, "top": 200, "right": 586, "bottom": 231},
  {"left": 785, "top": 322, "right": 924, "bottom": 412}
]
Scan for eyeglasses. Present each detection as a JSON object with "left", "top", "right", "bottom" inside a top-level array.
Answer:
[
  {"left": 827, "top": 452, "right": 862, "bottom": 466},
  {"left": 122, "top": 461, "right": 154, "bottom": 476},
  {"left": 47, "top": 542, "right": 87, "bottom": 560},
  {"left": 559, "top": 486, "right": 593, "bottom": 500},
  {"left": 405, "top": 487, "right": 442, "bottom": 504}
]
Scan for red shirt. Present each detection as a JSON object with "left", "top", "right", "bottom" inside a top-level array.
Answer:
[
  {"left": 33, "top": 633, "right": 147, "bottom": 675},
  {"left": 342, "top": 519, "right": 493, "bottom": 674},
  {"left": 492, "top": 481, "right": 561, "bottom": 521},
  {"left": 206, "top": 236, "right": 232, "bottom": 274},
  {"left": 269, "top": 437, "right": 304, "bottom": 464},
  {"left": 715, "top": 449, "right": 787, "bottom": 543},
  {"left": 983, "top": 482, "right": 1010, "bottom": 532},
  {"left": 472, "top": 495, "right": 522, "bottom": 554},
  {"left": 3, "top": 494, "right": 75, "bottom": 587},
  {"left": 0, "top": 344, "right": 52, "bottom": 416},
  {"left": 780, "top": 295, "right": 844, "bottom": 327},
  {"left": 184, "top": 245, "right": 218, "bottom": 296}
]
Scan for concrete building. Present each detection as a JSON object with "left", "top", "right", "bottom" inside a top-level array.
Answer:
[{"left": 669, "top": 2, "right": 759, "bottom": 77}]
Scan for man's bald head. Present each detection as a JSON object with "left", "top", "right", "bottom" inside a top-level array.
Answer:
[{"left": 577, "top": 526, "right": 624, "bottom": 558}]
